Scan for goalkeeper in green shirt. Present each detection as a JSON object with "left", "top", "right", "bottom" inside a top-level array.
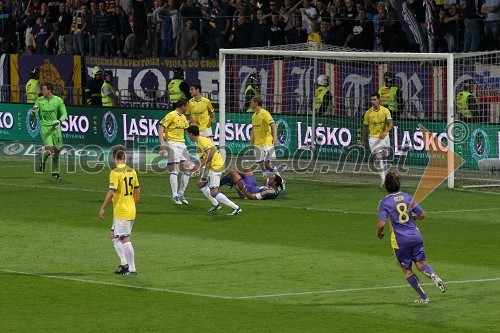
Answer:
[{"left": 30, "top": 83, "right": 68, "bottom": 179}]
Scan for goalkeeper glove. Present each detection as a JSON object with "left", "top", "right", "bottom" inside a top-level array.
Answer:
[
  {"left": 29, "top": 106, "right": 39, "bottom": 116},
  {"left": 53, "top": 120, "right": 61, "bottom": 127}
]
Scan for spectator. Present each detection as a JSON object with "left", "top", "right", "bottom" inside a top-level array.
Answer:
[
  {"left": 208, "top": 0, "right": 230, "bottom": 58},
  {"left": 86, "top": 2, "right": 99, "bottom": 56},
  {"left": 307, "top": 20, "right": 322, "bottom": 49},
  {"left": 251, "top": 9, "right": 269, "bottom": 47},
  {"left": 229, "top": 13, "right": 251, "bottom": 48},
  {"left": 163, "top": 0, "right": 180, "bottom": 57},
  {"left": 331, "top": 0, "right": 350, "bottom": 47},
  {"left": 319, "top": 21, "right": 335, "bottom": 45},
  {"left": 23, "top": 10, "right": 37, "bottom": 54},
  {"left": 104, "top": 0, "right": 117, "bottom": 14},
  {"left": 227, "top": 0, "right": 249, "bottom": 35},
  {"left": 377, "top": 1, "right": 407, "bottom": 52},
  {"left": 176, "top": 18, "right": 199, "bottom": 57},
  {"left": 132, "top": 0, "right": 147, "bottom": 56},
  {"left": 95, "top": 1, "right": 116, "bottom": 56},
  {"left": 462, "top": 0, "right": 483, "bottom": 52},
  {"left": 0, "top": 31, "right": 13, "bottom": 53},
  {"left": 115, "top": 5, "right": 131, "bottom": 56},
  {"left": 287, "top": 13, "right": 308, "bottom": 44},
  {"left": 57, "top": 3, "right": 73, "bottom": 55},
  {"left": 438, "top": 4, "right": 460, "bottom": 53},
  {"left": 282, "top": 0, "right": 297, "bottom": 43},
  {"left": 296, "top": 0, "right": 317, "bottom": 34},
  {"left": 71, "top": 3, "right": 86, "bottom": 55},
  {"left": 344, "top": 5, "right": 374, "bottom": 50},
  {"left": 316, "top": 0, "right": 332, "bottom": 24},
  {"left": 149, "top": 0, "right": 167, "bottom": 57},
  {"left": 481, "top": 0, "right": 500, "bottom": 51},
  {"left": 180, "top": 0, "right": 203, "bottom": 34},
  {"left": 0, "top": 0, "right": 12, "bottom": 35},
  {"left": 31, "top": 14, "right": 56, "bottom": 54},
  {"left": 268, "top": 13, "right": 286, "bottom": 45},
  {"left": 122, "top": 5, "right": 137, "bottom": 57}
]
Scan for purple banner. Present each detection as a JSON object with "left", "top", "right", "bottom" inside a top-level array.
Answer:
[{"left": 84, "top": 57, "right": 220, "bottom": 108}]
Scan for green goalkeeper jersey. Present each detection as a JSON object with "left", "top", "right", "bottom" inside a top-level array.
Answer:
[{"left": 34, "top": 95, "right": 68, "bottom": 128}]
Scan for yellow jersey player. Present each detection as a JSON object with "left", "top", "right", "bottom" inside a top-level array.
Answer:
[
  {"left": 187, "top": 84, "right": 216, "bottom": 138},
  {"left": 361, "top": 92, "right": 393, "bottom": 185},
  {"left": 187, "top": 125, "right": 242, "bottom": 215},
  {"left": 99, "top": 148, "right": 140, "bottom": 275},
  {"left": 158, "top": 98, "right": 192, "bottom": 205},
  {"left": 248, "top": 96, "right": 285, "bottom": 192}
]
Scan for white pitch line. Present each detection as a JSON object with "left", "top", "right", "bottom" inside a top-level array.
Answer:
[
  {"left": 1, "top": 268, "right": 499, "bottom": 300},
  {"left": 0, "top": 268, "right": 234, "bottom": 299},
  {"left": 2, "top": 181, "right": 499, "bottom": 215}
]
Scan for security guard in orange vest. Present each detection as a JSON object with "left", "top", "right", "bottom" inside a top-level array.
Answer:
[
  {"left": 26, "top": 67, "right": 42, "bottom": 103},
  {"left": 315, "top": 75, "right": 333, "bottom": 116},
  {"left": 378, "top": 72, "right": 404, "bottom": 119},
  {"left": 167, "top": 67, "right": 190, "bottom": 110},
  {"left": 456, "top": 79, "right": 477, "bottom": 122}
]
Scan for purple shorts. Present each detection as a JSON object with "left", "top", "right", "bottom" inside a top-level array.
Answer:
[{"left": 393, "top": 243, "right": 426, "bottom": 269}]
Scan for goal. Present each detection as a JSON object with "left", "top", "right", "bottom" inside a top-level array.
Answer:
[{"left": 217, "top": 44, "right": 500, "bottom": 189}]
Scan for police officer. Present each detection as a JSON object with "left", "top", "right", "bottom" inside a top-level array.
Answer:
[
  {"left": 85, "top": 66, "right": 103, "bottom": 106},
  {"left": 244, "top": 73, "right": 260, "bottom": 113},
  {"left": 167, "top": 67, "right": 190, "bottom": 109},
  {"left": 315, "top": 75, "right": 333, "bottom": 116},
  {"left": 101, "top": 69, "right": 119, "bottom": 107},
  {"left": 26, "top": 67, "right": 42, "bottom": 103},
  {"left": 456, "top": 79, "right": 477, "bottom": 122},
  {"left": 378, "top": 72, "right": 404, "bottom": 119}
]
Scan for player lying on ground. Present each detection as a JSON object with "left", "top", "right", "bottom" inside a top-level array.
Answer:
[{"left": 219, "top": 169, "right": 283, "bottom": 200}]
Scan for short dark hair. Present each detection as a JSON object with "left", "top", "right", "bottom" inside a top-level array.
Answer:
[
  {"left": 176, "top": 98, "right": 188, "bottom": 108},
  {"left": 370, "top": 92, "right": 380, "bottom": 99},
  {"left": 191, "top": 83, "right": 201, "bottom": 92},
  {"left": 187, "top": 125, "right": 200, "bottom": 136},
  {"left": 384, "top": 172, "right": 401, "bottom": 193},
  {"left": 44, "top": 83, "right": 54, "bottom": 92},
  {"left": 273, "top": 175, "right": 283, "bottom": 187}
]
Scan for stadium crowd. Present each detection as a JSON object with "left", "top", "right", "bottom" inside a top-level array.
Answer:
[{"left": 0, "top": 0, "right": 498, "bottom": 57}]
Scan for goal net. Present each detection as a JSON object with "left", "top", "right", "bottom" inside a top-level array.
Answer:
[{"left": 218, "top": 44, "right": 500, "bottom": 189}]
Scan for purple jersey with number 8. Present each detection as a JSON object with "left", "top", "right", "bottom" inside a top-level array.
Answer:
[{"left": 378, "top": 192, "right": 425, "bottom": 249}]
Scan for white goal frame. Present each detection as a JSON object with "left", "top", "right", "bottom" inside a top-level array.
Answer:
[{"left": 218, "top": 47, "right": 491, "bottom": 189}]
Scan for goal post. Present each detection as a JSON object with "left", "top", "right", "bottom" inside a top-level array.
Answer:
[{"left": 218, "top": 44, "right": 500, "bottom": 189}]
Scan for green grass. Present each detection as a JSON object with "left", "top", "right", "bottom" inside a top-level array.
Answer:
[{"left": 1, "top": 159, "right": 499, "bottom": 332}]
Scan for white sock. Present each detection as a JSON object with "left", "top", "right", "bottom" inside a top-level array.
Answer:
[
  {"left": 200, "top": 186, "right": 218, "bottom": 205},
  {"left": 262, "top": 169, "right": 271, "bottom": 184},
  {"left": 112, "top": 238, "right": 127, "bottom": 265},
  {"left": 214, "top": 192, "right": 238, "bottom": 209},
  {"left": 379, "top": 160, "right": 387, "bottom": 183},
  {"left": 271, "top": 166, "right": 281, "bottom": 177},
  {"left": 122, "top": 242, "right": 136, "bottom": 272},
  {"left": 170, "top": 173, "right": 178, "bottom": 197},
  {"left": 179, "top": 173, "right": 190, "bottom": 195}
]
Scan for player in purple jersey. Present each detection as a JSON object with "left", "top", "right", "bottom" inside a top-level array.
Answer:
[
  {"left": 377, "top": 172, "right": 446, "bottom": 304},
  {"left": 220, "top": 169, "right": 282, "bottom": 200}
]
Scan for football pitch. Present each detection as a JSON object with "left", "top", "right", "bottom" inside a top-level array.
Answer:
[{"left": 1, "top": 157, "right": 499, "bottom": 332}]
